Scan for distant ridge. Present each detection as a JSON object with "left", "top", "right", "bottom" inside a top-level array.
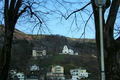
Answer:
[
  {"left": 0, "top": 25, "right": 32, "bottom": 40},
  {"left": 0, "top": 25, "right": 95, "bottom": 42}
]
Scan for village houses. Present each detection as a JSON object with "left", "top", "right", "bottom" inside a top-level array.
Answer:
[{"left": 9, "top": 70, "right": 25, "bottom": 80}]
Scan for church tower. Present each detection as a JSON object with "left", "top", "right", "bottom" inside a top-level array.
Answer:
[{"left": 62, "top": 45, "right": 69, "bottom": 54}]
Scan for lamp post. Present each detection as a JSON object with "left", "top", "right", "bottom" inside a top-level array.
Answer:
[{"left": 94, "top": 0, "right": 106, "bottom": 80}]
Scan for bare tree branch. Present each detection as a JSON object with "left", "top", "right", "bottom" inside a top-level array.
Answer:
[
  {"left": 4, "top": 0, "right": 9, "bottom": 25},
  {"left": 63, "top": 2, "right": 91, "bottom": 20},
  {"left": 9, "top": 0, "right": 16, "bottom": 11},
  {"left": 17, "top": 6, "right": 28, "bottom": 18},
  {"left": 80, "top": 12, "right": 93, "bottom": 38},
  {"left": 105, "top": 0, "right": 120, "bottom": 40},
  {"left": 14, "top": 0, "right": 22, "bottom": 16},
  {"left": 62, "top": 0, "right": 82, "bottom": 4}
]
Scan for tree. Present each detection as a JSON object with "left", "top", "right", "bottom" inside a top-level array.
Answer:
[
  {"left": 55, "top": 0, "right": 120, "bottom": 80},
  {"left": 0, "top": 0, "right": 50, "bottom": 80},
  {"left": 91, "top": 0, "right": 120, "bottom": 80}
]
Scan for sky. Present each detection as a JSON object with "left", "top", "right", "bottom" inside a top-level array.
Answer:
[
  {"left": 14, "top": 0, "right": 96, "bottom": 39},
  {"left": 0, "top": 0, "right": 120, "bottom": 39}
]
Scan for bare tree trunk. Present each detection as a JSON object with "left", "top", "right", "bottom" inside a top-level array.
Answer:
[
  {"left": 0, "top": 24, "right": 15, "bottom": 80},
  {"left": 0, "top": 0, "right": 20, "bottom": 79},
  {"left": 91, "top": 0, "right": 120, "bottom": 80},
  {"left": 0, "top": 0, "right": 43, "bottom": 79},
  {"left": 105, "top": 50, "right": 120, "bottom": 80},
  {"left": 104, "top": 0, "right": 120, "bottom": 79}
]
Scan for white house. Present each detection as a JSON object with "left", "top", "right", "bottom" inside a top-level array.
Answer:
[
  {"left": 70, "top": 68, "right": 89, "bottom": 80},
  {"left": 46, "top": 65, "right": 65, "bottom": 80},
  {"left": 32, "top": 49, "right": 46, "bottom": 57},
  {"left": 68, "top": 49, "right": 74, "bottom": 55},
  {"left": 60, "top": 45, "right": 78, "bottom": 55},
  {"left": 74, "top": 52, "right": 78, "bottom": 55},
  {"left": 16, "top": 72, "right": 25, "bottom": 80},
  {"left": 30, "top": 64, "right": 40, "bottom": 71},
  {"left": 71, "top": 75, "right": 80, "bottom": 80},
  {"left": 9, "top": 70, "right": 17, "bottom": 75},
  {"left": 62, "top": 45, "right": 69, "bottom": 54},
  {"left": 51, "top": 65, "right": 64, "bottom": 74},
  {"left": 9, "top": 70, "right": 17, "bottom": 79},
  {"left": 26, "top": 79, "right": 38, "bottom": 80}
]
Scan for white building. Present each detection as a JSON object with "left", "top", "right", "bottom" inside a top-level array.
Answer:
[
  {"left": 71, "top": 76, "right": 80, "bottom": 80},
  {"left": 46, "top": 65, "right": 65, "bottom": 80},
  {"left": 51, "top": 65, "right": 64, "bottom": 74},
  {"left": 70, "top": 68, "right": 89, "bottom": 80},
  {"left": 68, "top": 49, "right": 74, "bottom": 55},
  {"left": 9, "top": 70, "right": 17, "bottom": 79},
  {"left": 26, "top": 79, "right": 38, "bottom": 80},
  {"left": 32, "top": 49, "right": 46, "bottom": 57},
  {"left": 74, "top": 52, "right": 78, "bottom": 55},
  {"left": 62, "top": 45, "right": 69, "bottom": 54},
  {"left": 30, "top": 64, "right": 40, "bottom": 71},
  {"left": 16, "top": 72, "right": 25, "bottom": 80},
  {"left": 60, "top": 45, "right": 78, "bottom": 55}
]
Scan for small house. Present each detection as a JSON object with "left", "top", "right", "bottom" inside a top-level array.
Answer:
[
  {"left": 16, "top": 72, "right": 25, "bottom": 80},
  {"left": 60, "top": 45, "right": 78, "bottom": 55},
  {"left": 32, "top": 49, "right": 46, "bottom": 57},
  {"left": 46, "top": 65, "right": 65, "bottom": 80},
  {"left": 70, "top": 68, "right": 89, "bottom": 80},
  {"left": 30, "top": 64, "right": 40, "bottom": 71}
]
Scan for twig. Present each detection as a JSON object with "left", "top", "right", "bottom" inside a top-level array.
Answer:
[{"left": 62, "top": 2, "right": 91, "bottom": 20}]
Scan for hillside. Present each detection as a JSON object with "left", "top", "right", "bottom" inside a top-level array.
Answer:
[
  {"left": 0, "top": 25, "right": 32, "bottom": 40},
  {"left": 0, "top": 27, "right": 99, "bottom": 79}
]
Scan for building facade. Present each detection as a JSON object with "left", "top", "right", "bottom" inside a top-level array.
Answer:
[
  {"left": 60, "top": 45, "right": 78, "bottom": 55},
  {"left": 30, "top": 64, "right": 40, "bottom": 71},
  {"left": 70, "top": 68, "right": 89, "bottom": 80},
  {"left": 46, "top": 65, "right": 65, "bottom": 80},
  {"left": 32, "top": 49, "right": 46, "bottom": 57},
  {"left": 16, "top": 72, "right": 25, "bottom": 80}
]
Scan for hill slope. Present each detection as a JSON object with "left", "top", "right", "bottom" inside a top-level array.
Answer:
[{"left": 0, "top": 27, "right": 99, "bottom": 79}]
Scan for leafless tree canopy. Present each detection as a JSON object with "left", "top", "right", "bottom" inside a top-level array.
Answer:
[{"left": 0, "top": 0, "right": 120, "bottom": 80}]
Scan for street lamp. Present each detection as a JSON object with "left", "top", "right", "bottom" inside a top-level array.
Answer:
[
  {"left": 94, "top": 0, "right": 106, "bottom": 80},
  {"left": 94, "top": 0, "right": 106, "bottom": 7}
]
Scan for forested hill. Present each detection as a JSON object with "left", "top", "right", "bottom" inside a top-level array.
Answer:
[
  {"left": 0, "top": 26, "right": 96, "bottom": 56},
  {"left": 0, "top": 27, "right": 99, "bottom": 79}
]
